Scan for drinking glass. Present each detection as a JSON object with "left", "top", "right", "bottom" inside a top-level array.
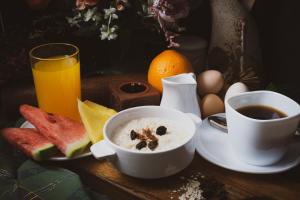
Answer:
[{"left": 29, "top": 43, "right": 81, "bottom": 121}]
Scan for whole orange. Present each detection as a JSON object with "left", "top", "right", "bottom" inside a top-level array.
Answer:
[{"left": 148, "top": 50, "right": 193, "bottom": 92}]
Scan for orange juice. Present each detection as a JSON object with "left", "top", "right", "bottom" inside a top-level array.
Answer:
[{"left": 32, "top": 57, "right": 81, "bottom": 121}]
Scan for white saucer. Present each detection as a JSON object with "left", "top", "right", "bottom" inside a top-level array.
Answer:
[
  {"left": 196, "top": 113, "right": 300, "bottom": 174},
  {"left": 21, "top": 121, "right": 92, "bottom": 161}
]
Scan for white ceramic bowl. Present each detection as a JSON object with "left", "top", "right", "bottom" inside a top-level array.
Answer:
[{"left": 90, "top": 106, "right": 201, "bottom": 179}]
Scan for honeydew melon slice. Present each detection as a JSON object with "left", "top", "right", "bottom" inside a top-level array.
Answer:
[
  {"left": 78, "top": 100, "right": 117, "bottom": 144},
  {"left": 84, "top": 100, "right": 117, "bottom": 116}
]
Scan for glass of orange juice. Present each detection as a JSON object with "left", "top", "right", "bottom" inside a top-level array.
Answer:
[{"left": 29, "top": 43, "right": 81, "bottom": 121}]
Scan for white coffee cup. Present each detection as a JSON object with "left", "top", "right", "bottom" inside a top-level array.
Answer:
[{"left": 225, "top": 90, "right": 300, "bottom": 166}]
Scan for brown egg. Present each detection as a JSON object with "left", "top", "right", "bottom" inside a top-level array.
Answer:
[
  {"left": 197, "top": 70, "right": 224, "bottom": 96},
  {"left": 200, "top": 94, "right": 225, "bottom": 118}
]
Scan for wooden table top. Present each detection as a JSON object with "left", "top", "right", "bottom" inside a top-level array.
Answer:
[
  {"left": 60, "top": 153, "right": 300, "bottom": 200},
  {"left": 1, "top": 74, "right": 300, "bottom": 200}
]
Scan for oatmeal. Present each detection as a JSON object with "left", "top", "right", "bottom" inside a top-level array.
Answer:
[{"left": 111, "top": 117, "right": 190, "bottom": 152}]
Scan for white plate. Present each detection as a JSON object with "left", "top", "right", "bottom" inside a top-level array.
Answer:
[
  {"left": 21, "top": 121, "right": 92, "bottom": 161},
  {"left": 196, "top": 113, "right": 300, "bottom": 174}
]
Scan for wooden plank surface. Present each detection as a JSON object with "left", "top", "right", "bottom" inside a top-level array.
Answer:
[
  {"left": 1, "top": 74, "right": 300, "bottom": 199},
  {"left": 60, "top": 153, "right": 300, "bottom": 200}
]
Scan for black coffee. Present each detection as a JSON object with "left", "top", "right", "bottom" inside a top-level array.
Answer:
[{"left": 236, "top": 105, "right": 287, "bottom": 120}]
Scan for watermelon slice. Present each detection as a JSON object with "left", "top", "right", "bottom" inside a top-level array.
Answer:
[
  {"left": 1, "top": 128, "right": 56, "bottom": 160},
  {"left": 20, "top": 104, "right": 90, "bottom": 158}
]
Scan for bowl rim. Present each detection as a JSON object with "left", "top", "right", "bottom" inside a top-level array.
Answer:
[{"left": 103, "top": 105, "right": 197, "bottom": 155}]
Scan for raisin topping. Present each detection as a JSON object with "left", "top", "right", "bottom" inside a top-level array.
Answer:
[
  {"left": 148, "top": 140, "right": 158, "bottom": 150},
  {"left": 136, "top": 141, "right": 147, "bottom": 150},
  {"left": 156, "top": 126, "right": 167, "bottom": 135},
  {"left": 130, "top": 130, "right": 138, "bottom": 140}
]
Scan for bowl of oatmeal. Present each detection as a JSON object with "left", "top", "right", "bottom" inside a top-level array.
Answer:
[{"left": 90, "top": 106, "right": 201, "bottom": 179}]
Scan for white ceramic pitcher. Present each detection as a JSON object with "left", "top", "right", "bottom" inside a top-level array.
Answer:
[{"left": 160, "top": 73, "right": 201, "bottom": 117}]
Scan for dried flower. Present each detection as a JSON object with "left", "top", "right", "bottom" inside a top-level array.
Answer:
[
  {"left": 151, "top": 0, "right": 190, "bottom": 47},
  {"left": 104, "top": 7, "right": 118, "bottom": 20},
  {"left": 100, "top": 24, "right": 118, "bottom": 40},
  {"left": 83, "top": 7, "right": 101, "bottom": 22},
  {"left": 99, "top": 7, "right": 119, "bottom": 40},
  {"left": 115, "top": 0, "right": 128, "bottom": 11},
  {"left": 68, "top": 0, "right": 191, "bottom": 45},
  {"left": 153, "top": 0, "right": 189, "bottom": 22},
  {"left": 67, "top": 7, "right": 102, "bottom": 28},
  {"left": 76, "top": 0, "right": 99, "bottom": 10}
]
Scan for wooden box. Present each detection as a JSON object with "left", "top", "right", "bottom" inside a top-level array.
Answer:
[{"left": 108, "top": 81, "right": 161, "bottom": 111}]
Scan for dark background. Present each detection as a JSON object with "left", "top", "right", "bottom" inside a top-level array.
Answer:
[{"left": 0, "top": 0, "right": 299, "bottom": 102}]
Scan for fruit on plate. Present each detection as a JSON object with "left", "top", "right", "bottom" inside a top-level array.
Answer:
[
  {"left": 20, "top": 104, "right": 90, "bottom": 158},
  {"left": 78, "top": 100, "right": 117, "bottom": 144},
  {"left": 84, "top": 100, "right": 117, "bottom": 116},
  {"left": 1, "top": 128, "right": 56, "bottom": 160},
  {"left": 148, "top": 49, "right": 193, "bottom": 92}
]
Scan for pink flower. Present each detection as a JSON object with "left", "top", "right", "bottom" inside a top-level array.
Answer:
[
  {"left": 76, "top": 0, "right": 99, "bottom": 10},
  {"left": 151, "top": 0, "right": 190, "bottom": 47},
  {"left": 153, "top": 0, "right": 190, "bottom": 22}
]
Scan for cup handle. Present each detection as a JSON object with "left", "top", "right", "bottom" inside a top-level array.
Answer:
[{"left": 90, "top": 140, "right": 116, "bottom": 160}]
